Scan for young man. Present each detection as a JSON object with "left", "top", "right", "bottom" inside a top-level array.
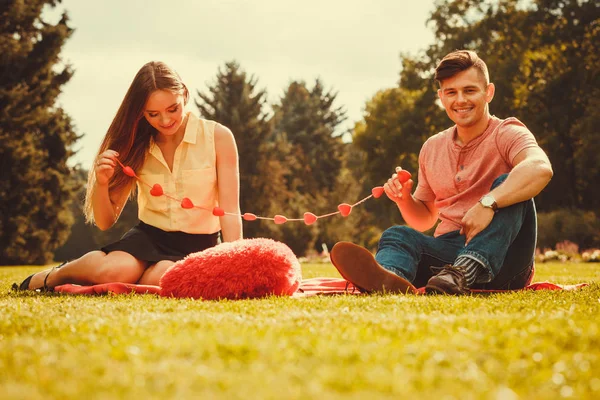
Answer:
[{"left": 331, "top": 50, "right": 553, "bottom": 295}]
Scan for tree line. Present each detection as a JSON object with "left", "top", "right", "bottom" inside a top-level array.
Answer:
[{"left": 2, "top": 0, "right": 598, "bottom": 264}]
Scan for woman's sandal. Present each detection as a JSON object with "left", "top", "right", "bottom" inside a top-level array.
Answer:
[
  {"left": 12, "top": 273, "right": 35, "bottom": 291},
  {"left": 12, "top": 261, "right": 67, "bottom": 292}
]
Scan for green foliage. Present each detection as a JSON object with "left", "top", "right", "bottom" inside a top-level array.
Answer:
[
  {"left": 196, "top": 69, "right": 354, "bottom": 255},
  {"left": 271, "top": 80, "right": 346, "bottom": 193},
  {"left": 352, "top": 73, "right": 445, "bottom": 231},
  {"left": 536, "top": 209, "right": 600, "bottom": 250},
  {"left": 426, "top": 0, "right": 599, "bottom": 211},
  {"left": 1, "top": 263, "right": 599, "bottom": 399},
  {"left": 266, "top": 80, "right": 349, "bottom": 255},
  {"left": 52, "top": 169, "right": 140, "bottom": 261},
  {"left": 511, "top": 0, "right": 600, "bottom": 210},
  {"left": 313, "top": 164, "right": 379, "bottom": 253},
  {"left": 350, "top": 0, "right": 599, "bottom": 245},
  {"left": 263, "top": 194, "right": 320, "bottom": 256},
  {"left": 0, "top": 0, "right": 79, "bottom": 264}
]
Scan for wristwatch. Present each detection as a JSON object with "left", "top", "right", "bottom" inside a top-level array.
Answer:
[{"left": 479, "top": 194, "right": 498, "bottom": 211}]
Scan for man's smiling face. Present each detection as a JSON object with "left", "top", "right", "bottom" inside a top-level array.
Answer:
[{"left": 438, "top": 67, "right": 494, "bottom": 129}]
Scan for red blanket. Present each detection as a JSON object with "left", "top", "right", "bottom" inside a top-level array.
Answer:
[{"left": 53, "top": 278, "right": 588, "bottom": 297}]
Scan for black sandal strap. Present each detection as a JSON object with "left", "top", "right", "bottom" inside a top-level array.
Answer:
[
  {"left": 12, "top": 261, "right": 68, "bottom": 292},
  {"left": 42, "top": 266, "right": 57, "bottom": 292},
  {"left": 12, "top": 274, "right": 35, "bottom": 291}
]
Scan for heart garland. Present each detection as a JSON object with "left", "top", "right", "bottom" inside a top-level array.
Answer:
[{"left": 116, "top": 159, "right": 411, "bottom": 225}]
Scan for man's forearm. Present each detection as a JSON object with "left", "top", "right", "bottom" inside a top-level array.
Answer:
[
  {"left": 397, "top": 196, "right": 438, "bottom": 232},
  {"left": 491, "top": 158, "right": 553, "bottom": 208}
]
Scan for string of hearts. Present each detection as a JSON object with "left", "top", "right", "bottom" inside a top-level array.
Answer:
[{"left": 116, "top": 159, "right": 411, "bottom": 225}]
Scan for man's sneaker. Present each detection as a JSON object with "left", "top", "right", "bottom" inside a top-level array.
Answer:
[
  {"left": 330, "top": 242, "right": 417, "bottom": 294},
  {"left": 425, "top": 265, "right": 469, "bottom": 295}
]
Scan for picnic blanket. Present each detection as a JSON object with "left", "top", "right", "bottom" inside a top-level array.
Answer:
[{"left": 53, "top": 277, "right": 588, "bottom": 297}]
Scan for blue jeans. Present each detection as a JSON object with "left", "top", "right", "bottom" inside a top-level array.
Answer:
[{"left": 375, "top": 174, "right": 537, "bottom": 290}]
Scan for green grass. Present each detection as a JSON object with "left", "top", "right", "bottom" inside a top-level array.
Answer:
[{"left": 1, "top": 262, "right": 599, "bottom": 399}]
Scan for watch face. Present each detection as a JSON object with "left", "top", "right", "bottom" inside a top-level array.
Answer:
[{"left": 481, "top": 195, "right": 494, "bottom": 207}]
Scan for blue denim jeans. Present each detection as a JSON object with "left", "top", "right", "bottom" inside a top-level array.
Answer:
[{"left": 375, "top": 174, "right": 537, "bottom": 290}]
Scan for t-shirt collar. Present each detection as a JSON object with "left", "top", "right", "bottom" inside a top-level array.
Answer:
[{"left": 451, "top": 115, "right": 499, "bottom": 150}]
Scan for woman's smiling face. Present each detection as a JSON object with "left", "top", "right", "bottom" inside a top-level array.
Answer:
[{"left": 143, "top": 89, "right": 185, "bottom": 136}]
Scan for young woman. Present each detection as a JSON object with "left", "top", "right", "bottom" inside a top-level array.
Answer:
[{"left": 15, "top": 61, "right": 242, "bottom": 291}]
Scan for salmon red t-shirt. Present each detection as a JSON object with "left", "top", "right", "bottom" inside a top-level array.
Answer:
[{"left": 413, "top": 116, "right": 540, "bottom": 237}]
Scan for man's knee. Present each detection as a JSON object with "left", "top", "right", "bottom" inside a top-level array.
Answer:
[{"left": 380, "top": 225, "right": 418, "bottom": 244}]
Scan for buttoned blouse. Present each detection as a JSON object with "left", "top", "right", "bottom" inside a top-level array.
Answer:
[{"left": 136, "top": 112, "right": 221, "bottom": 234}]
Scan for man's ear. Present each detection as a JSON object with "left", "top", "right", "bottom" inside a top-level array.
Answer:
[
  {"left": 486, "top": 83, "right": 495, "bottom": 103},
  {"left": 437, "top": 88, "right": 443, "bottom": 101}
]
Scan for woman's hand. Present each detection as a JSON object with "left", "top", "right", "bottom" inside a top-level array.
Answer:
[{"left": 95, "top": 150, "right": 119, "bottom": 186}]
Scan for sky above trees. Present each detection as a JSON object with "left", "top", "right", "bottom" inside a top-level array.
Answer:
[{"left": 43, "top": 0, "right": 436, "bottom": 169}]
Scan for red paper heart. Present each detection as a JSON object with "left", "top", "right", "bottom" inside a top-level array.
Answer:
[
  {"left": 243, "top": 213, "right": 257, "bottom": 221},
  {"left": 150, "top": 184, "right": 163, "bottom": 196},
  {"left": 397, "top": 170, "right": 412, "bottom": 183},
  {"left": 338, "top": 203, "right": 352, "bottom": 217},
  {"left": 274, "top": 215, "right": 287, "bottom": 224},
  {"left": 181, "top": 198, "right": 194, "bottom": 209},
  {"left": 371, "top": 186, "right": 384, "bottom": 198},
  {"left": 122, "top": 166, "right": 136, "bottom": 177},
  {"left": 303, "top": 212, "right": 317, "bottom": 225},
  {"left": 212, "top": 207, "right": 225, "bottom": 216}
]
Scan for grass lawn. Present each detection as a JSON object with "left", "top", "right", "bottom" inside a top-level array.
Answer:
[{"left": 1, "top": 261, "right": 599, "bottom": 399}]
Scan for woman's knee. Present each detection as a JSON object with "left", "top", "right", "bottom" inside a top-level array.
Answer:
[
  {"left": 144, "top": 260, "right": 174, "bottom": 279},
  {"left": 95, "top": 256, "right": 146, "bottom": 283},
  {"left": 153, "top": 260, "right": 174, "bottom": 270},
  {"left": 138, "top": 260, "right": 174, "bottom": 285}
]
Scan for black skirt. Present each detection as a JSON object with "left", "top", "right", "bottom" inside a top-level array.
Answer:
[{"left": 101, "top": 221, "right": 220, "bottom": 264}]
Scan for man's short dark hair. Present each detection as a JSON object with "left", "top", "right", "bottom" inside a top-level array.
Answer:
[{"left": 434, "top": 50, "right": 490, "bottom": 86}]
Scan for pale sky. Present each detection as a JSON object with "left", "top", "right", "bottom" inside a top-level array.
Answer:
[{"left": 45, "top": 0, "right": 436, "bottom": 169}]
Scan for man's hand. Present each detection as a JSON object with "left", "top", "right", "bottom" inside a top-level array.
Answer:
[
  {"left": 460, "top": 203, "right": 495, "bottom": 245},
  {"left": 384, "top": 166, "right": 413, "bottom": 203}
]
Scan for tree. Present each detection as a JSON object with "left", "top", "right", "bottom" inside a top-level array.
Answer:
[
  {"left": 271, "top": 80, "right": 346, "bottom": 194},
  {"left": 266, "top": 80, "right": 348, "bottom": 254},
  {"left": 53, "top": 169, "right": 139, "bottom": 261},
  {"left": 195, "top": 61, "right": 278, "bottom": 238},
  {"left": 351, "top": 56, "right": 446, "bottom": 231},
  {"left": 511, "top": 0, "right": 600, "bottom": 210},
  {"left": 354, "top": 0, "right": 599, "bottom": 216},
  {"left": 0, "top": 0, "right": 80, "bottom": 265},
  {"left": 426, "top": 0, "right": 600, "bottom": 211}
]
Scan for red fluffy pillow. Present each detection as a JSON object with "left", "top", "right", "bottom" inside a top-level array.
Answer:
[{"left": 159, "top": 238, "right": 302, "bottom": 300}]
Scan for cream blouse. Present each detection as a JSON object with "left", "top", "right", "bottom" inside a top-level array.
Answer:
[{"left": 136, "top": 112, "right": 220, "bottom": 234}]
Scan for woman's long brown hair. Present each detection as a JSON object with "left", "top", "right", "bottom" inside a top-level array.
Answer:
[{"left": 84, "top": 61, "right": 189, "bottom": 223}]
